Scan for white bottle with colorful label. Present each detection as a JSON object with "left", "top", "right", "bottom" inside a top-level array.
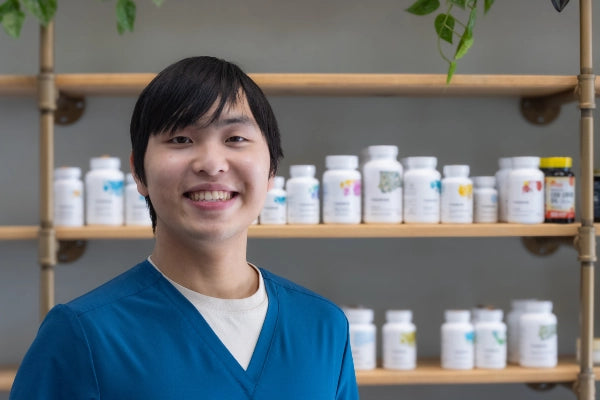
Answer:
[
  {"left": 474, "top": 309, "right": 507, "bottom": 369},
  {"left": 403, "top": 157, "right": 441, "bottom": 223},
  {"left": 441, "top": 310, "right": 474, "bottom": 370},
  {"left": 85, "top": 156, "right": 124, "bottom": 226},
  {"left": 362, "top": 145, "right": 403, "bottom": 224},
  {"left": 125, "top": 173, "right": 151, "bottom": 226},
  {"left": 286, "top": 165, "right": 319, "bottom": 224},
  {"left": 473, "top": 176, "right": 498, "bottom": 223},
  {"left": 507, "top": 157, "right": 544, "bottom": 224},
  {"left": 383, "top": 310, "right": 416, "bottom": 370},
  {"left": 323, "top": 155, "right": 361, "bottom": 224},
  {"left": 519, "top": 301, "right": 557, "bottom": 368},
  {"left": 441, "top": 165, "right": 473, "bottom": 224},
  {"left": 260, "top": 176, "right": 286, "bottom": 225},
  {"left": 344, "top": 307, "right": 376, "bottom": 370},
  {"left": 54, "top": 167, "right": 84, "bottom": 227}
]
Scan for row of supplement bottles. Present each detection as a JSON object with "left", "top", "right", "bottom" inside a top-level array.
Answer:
[
  {"left": 344, "top": 301, "right": 557, "bottom": 371},
  {"left": 54, "top": 156, "right": 151, "bottom": 227}
]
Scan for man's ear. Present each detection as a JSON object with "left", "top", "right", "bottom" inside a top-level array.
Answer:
[
  {"left": 130, "top": 153, "right": 149, "bottom": 196},
  {"left": 267, "top": 174, "right": 275, "bottom": 191}
]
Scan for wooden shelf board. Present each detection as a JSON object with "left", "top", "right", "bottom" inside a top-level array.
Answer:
[
  {"left": 0, "top": 226, "right": 38, "bottom": 240},
  {"left": 0, "top": 73, "right": 597, "bottom": 98},
  {"left": 357, "top": 357, "right": 593, "bottom": 385},
  {"left": 0, "top": 366, "right": 16, "bottom": 392}
]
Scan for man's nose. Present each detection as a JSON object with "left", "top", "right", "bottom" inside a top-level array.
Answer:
[{"left": 192, "top": 142, "right": 229, "bottom": 176}]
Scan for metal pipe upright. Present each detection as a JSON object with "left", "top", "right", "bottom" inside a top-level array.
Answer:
[
  {"left": 38, "top": 22, "right": 56, "bottom": 319},
  {"left": 577, "top": 0, "right": 596, "bottom": 399}
]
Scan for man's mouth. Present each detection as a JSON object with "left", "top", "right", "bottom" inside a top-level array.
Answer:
[{"left": 185, "top": 190, "right": 235, "bottom": 202}]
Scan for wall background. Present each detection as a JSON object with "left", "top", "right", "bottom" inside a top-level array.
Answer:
[{"left": 1, "top": 1, "right": 599, "bottom": 398}]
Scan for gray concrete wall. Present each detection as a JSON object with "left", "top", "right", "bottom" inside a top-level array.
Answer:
[{"left": 1, "top": 0, "right": 599, "bottom": 398}]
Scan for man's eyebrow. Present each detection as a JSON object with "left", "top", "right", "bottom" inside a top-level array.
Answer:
[{"left": 212, "top": 115, "right": 255, "bottom": 127}]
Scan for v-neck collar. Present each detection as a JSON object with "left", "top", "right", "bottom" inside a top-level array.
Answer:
[{"left": 142, "top": 261, "right": 279, "bottom": 396}]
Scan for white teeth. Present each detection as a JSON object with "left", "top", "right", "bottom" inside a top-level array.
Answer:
[{"left": 188, "top": 191, "right": 232, "bottom": 202}]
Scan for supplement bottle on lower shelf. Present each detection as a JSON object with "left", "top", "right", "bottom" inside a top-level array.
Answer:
[
  {"left": 519, "top": 300, "right": 557, "bottom": 368},
  {"left": 540, "top": 157, "right": 575, "bottom": 223},
  {"left": 54, "top": 167, "right": 84, "bottom": 227},
  {"left": 85, "top": 156, "right": 124, "bottom": 226},
  {"left": 441, "top": 165, "right": 473, "bottom": 224},
  {"left": 506, "top": 299, "right": 536, "bottom": 364},
  {"left": 441, "top": 310, "right": 474, "bottom": 370},
  {"left": 286, "top": 165, "right": 320, "bottom": 224},
  {"left": 474, "top": 309, "right": 507, "bottom": 369},
  {"left": 344, "top": 307, "right": 376, "bottom": 370},
  {"left": 403, "top": 156, "right": 441, "bottom": 224},
  {"left": 260, "top": 176, "right": 286, "bottom": 225},
  {"left": 323, "top": 155, "right": 361, "bottom": 224},
  {"left": 125, "top": 173, "right": 152, "bottom": 226},
  {"left": 507, "top": 156, "right": 544, "bottom": 224},
  {"left": 382, "top": 310, "right": 416, "bottom": 370},
  {"left": 362, "top": 145, "right": 403, "bottom": 224},
  {"left": 473, "top": 176, "right": 498, "bottom": 223}
]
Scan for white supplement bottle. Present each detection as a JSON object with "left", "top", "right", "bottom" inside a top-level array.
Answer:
[
  {"left": 323, "top": 155, "right": 361, "bottom": 224},
  {"left": 54, "top": 167, "right": 84, "bottom": 227},
  {"left": 519, "top": 300, "right": 557, "bottom": 368},
  {"left": 496, "top": 157, "right": 512, "bottom": 222},
  {"left": 507, "top": 157, "right": 544, "bottom": 224},
  {"left": 506, "top": 299, "right": 536, "bottom": 364},
  {"left": 362, "top": 145, "right": 403, "bottom": 224},
  {"left": 473, "top": 176, "right": 498, "bottom": 223},
  {"left": 286, "top": 165, "right": 320, "bottom": 224},
  {"left": 474, "top": 309, "right": 507, "bottom": 369},
  {"left": 344, "top": 307, "right": 376, "bottom": 370},
  {"left": 403, "top": 157, "right": 441, "bottom": 223},
  {"left": 441, "top": 310, "right": 474, "bottom": 370},
  {"left": 441, "top": 165, "right": 473, "bottom": 224},
  {"left": 125, "top": 173, "right": 151, "bottom": 226},
  {"left": 85, "top": 156, "right": 124, "bottom": 226},
  {"left": 260, "top": 176, "right": 286, "bottom": 225},
  {"left": 382, "top": 310, "right": 416, "bottom": 370}
]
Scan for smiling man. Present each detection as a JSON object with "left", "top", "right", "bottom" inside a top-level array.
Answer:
[{"left": 10, "top": 56, "right": 358, "bottom": 400}]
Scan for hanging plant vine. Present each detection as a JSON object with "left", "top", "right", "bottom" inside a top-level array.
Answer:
[{"left": 406, "top": 0, "right": 494, "bottom": 83}]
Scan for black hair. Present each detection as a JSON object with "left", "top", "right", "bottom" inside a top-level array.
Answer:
[{"left": 130, "top": 56, "right": 283, "bottom": 231}]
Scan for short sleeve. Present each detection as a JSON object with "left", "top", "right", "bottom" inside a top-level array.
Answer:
[
  {"left": 335, "top": 321, "right": 359, "bottom": 400},
  {"left": 10, "top": 304, "right": 99, "bottom": 400}
]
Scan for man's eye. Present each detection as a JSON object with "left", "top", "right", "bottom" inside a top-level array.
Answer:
[
  {"left": 226, "top": 136, "right": 247, "bottom": 143},
  {"left": 169, "top": 136, "right": 192, "bottom": 144}
]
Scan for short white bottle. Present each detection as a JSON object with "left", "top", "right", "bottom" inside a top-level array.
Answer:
[
  {"left": 519, "top": 301, "right": 558, "bottom": 368},
  {"left": 323, "top": 155, "right": 361, "bottom": 224},
  {"left": 85, "top": 156, "right": 124, "bottom": 226},
  {"left": 344, "top": 307, "right": 376, "bottom": 370},
  {"left": 260, "top": 176, "right": 286, "bottom": 225},
  {"left": 441, "top": 165, "right": 473, "bottom": 224},
  {"left": 286, "top": 165, "right": 320, "bottom": 224},
  {"left": 506, "top": 299, "right": 536, "bottom": 364},
  {"left": 125, "top": 173, "right": 151, "bottom": 226},
  {"left": 495, "top": 157, "right": 512, "bottom": 222},
  {"left": 362, "top": 145, "right": 403, "bottom": 224},
  {"left": 441, "top": 310, "right": 474, "bottom": 370},
  {"left": 474, "top": 309, "right": 507, "bottom": 369},
  {"left": 507, "top": 157, "right": 544, "bottom": 224},
  {"left": 403, "top": 157, "right": 441, "bottom": 224},
  {"left": 473, "top": 176, "right": 498, "bottom": 223},
  {"left": 383, "top": 310, "right": 417, "bottom": 370},
  {"left": 54, "top": 167, "right": 84, "bottom": 227}
]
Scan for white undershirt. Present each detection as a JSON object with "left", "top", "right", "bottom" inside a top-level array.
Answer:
[{"left": 148, "top": 257, "right": 268, "bottom": 370}]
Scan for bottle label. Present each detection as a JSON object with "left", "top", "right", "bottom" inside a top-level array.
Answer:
[
  {"left": 364, "top": 169, "right": 402, "bottom": 222},
  {"left": 474, "top": 191, "right": 498, "bottom": 223},
  {"left": 475, "top": 328, "right": 507, "bottom": 368},
  {"left": 323, "top": 178, "right": 361, "bottom": 223},
  {"left": 520, "top": 322, "right": 557, "bottom": 366},
  {"left": 508, "top": 179, "right": 544, "bottom": 222},
  {"left": 349, "top": 330, "right": 376, "bottom": 370},
  {"left": 287, "top": 183, "right": 319, "bottom": 223},
  {"left": 383, "top": 330, "right": 416, "bottom": 369},
  {"left": 441, "top": 182, "right": 473, "bottom": 222},
  {"left": 404, "top": 179, "right": 441, "bottom": 222},
  {"left": 260, "top": 195, "right": 287, "bottom": 224},
  {"left": 544, "top": 176, "right": 575, "bottom": 220},
  {"left": 441, "top": 329, "right": 474, "bottom": 369}
]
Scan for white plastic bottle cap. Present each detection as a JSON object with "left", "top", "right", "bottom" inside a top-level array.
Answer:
[
  {"left": 524, "top": 300, "right": 553, "bottom": 313},
  {"left": 477, "top": 309, "right": 504, "bottom": 322},
  {"left": 344, "top": 308, "right": 374, "bottom": 324},
  {"left": 290, "top": 165, "right": 316, "bottom": 178},
  {"left": 511, "top": 156, "right": 540, "bottom": 169},
  {"left": 272, "top": 176, "right": 285, "bottom": 189},
  {"left": 406, "top": 156, "right": 437, "bottom": 169},
  {"left": 444, "top": 310, "right": 471, "bottom": 323},
  {"left": 90, "top": 156, "right": 121, "bottom": 170},
  {"left": 367, "top": 145, "right": 398, "bottom": 159},
  {"left": 126, "top": 173, "right": 136, "bottom": 184},
  {"left": 472, "top": 176, "right": 496, "bottom": 188},
  {"left": 326, "top": 155, "right": 358, "bottom": 170},
  {"left": 54, "top": 167, "right": 81, "bottom": 180},
  {"left": 498, "top": 157, "right": 512, "bottom": 169},
  {"left": 443, "top": 165, "right": 470, "bottom": 177},
  {"left": 386, "top": 310, "right": 412, "bottom": 323}
]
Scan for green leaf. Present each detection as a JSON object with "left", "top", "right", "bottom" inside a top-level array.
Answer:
[
  {"left": 434, "top": 13, "right": 455, "bottom": 44},
  {"left": 22, "top": 0, "right": 57, "bottom": 26},
  {"left": 1, "top": 7, "right": 24, "bottom": 37},
  {"left": 446, "top": 61, "right": 456, "bottom": 84},
  {"left": 116, "top": 0, "right": 136, "bottom": 34},
  {"left": 406, "top": 0, "right": 440, "bottom": 16},
  {"left": 466, "top": 6, "right": 477, "bottom": 34},
  {"left": 152, "top": 0, "right": 165, "bottom": 6},
  {"left": 454, "top": 30, "right": 474, "bottom": 59},
  {"left": 484, "top": 0, "right": 494, "bottom": 13},
  {"left": 448, "top": 0, "right": 466, "bottom": 9}
]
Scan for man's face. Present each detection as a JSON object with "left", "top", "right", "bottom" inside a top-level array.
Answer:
[{"left": 137, "top": 95, "right": 272, "bottom": 243}]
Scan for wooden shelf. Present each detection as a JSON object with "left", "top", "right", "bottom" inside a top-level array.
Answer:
[
  {"left": 0, "top": 226, "right": 38, "bottom": 240},
  {"left": 1, "top": 73, "right": 598, "bottom": 98},
  {"left": 357, "top": 357, "right": 594, "bottom": 385},
  {"left": 0, "top": 367, "right": 15, "bottom": 392}
]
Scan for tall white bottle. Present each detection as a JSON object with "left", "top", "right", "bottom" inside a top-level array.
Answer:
[
  {"left": 323, "top": 155, "right": 361, "bottom": 224},
  {"left": 441, "top": 310, "right": 474, "bottom": 370},
  {"left": 260, "top": 176, "right": 286, "bottom": 224},
  {"left": 286, "top": 165, "right": 320, "bottom": 224},
  {"left": 362, "top": 145, "right": 403, "bottom": 223},
  {"left": 441, "top": 165, "right": 473, "bottom": 224},
  {"left": 85, "top": 156, "right": 124, "bottom": 226},
  {"left": 519, "top": 301, "right": 557, "bottom": 368},
  {"left": 507, "top": 157, "right": 544, "bottom": 224},
  {"left": 403, "top": 157, "right": 441, "bottom": 223},
  {"left": 382, "top": 310, "right": 416, "bottom": 370},
  {"left": 507, "top": 299, "right": 536, "bottom": 364},
  {"left": 474, "top": 309, "right": 507, "bottom": 369}
]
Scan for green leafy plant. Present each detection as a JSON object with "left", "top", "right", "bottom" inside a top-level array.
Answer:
[
  {"left": 406, "top": 0, "right": 494, "bottom": 83},
  {"left": 0, "top": 0, "right": 164, "bottom": 38}
]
